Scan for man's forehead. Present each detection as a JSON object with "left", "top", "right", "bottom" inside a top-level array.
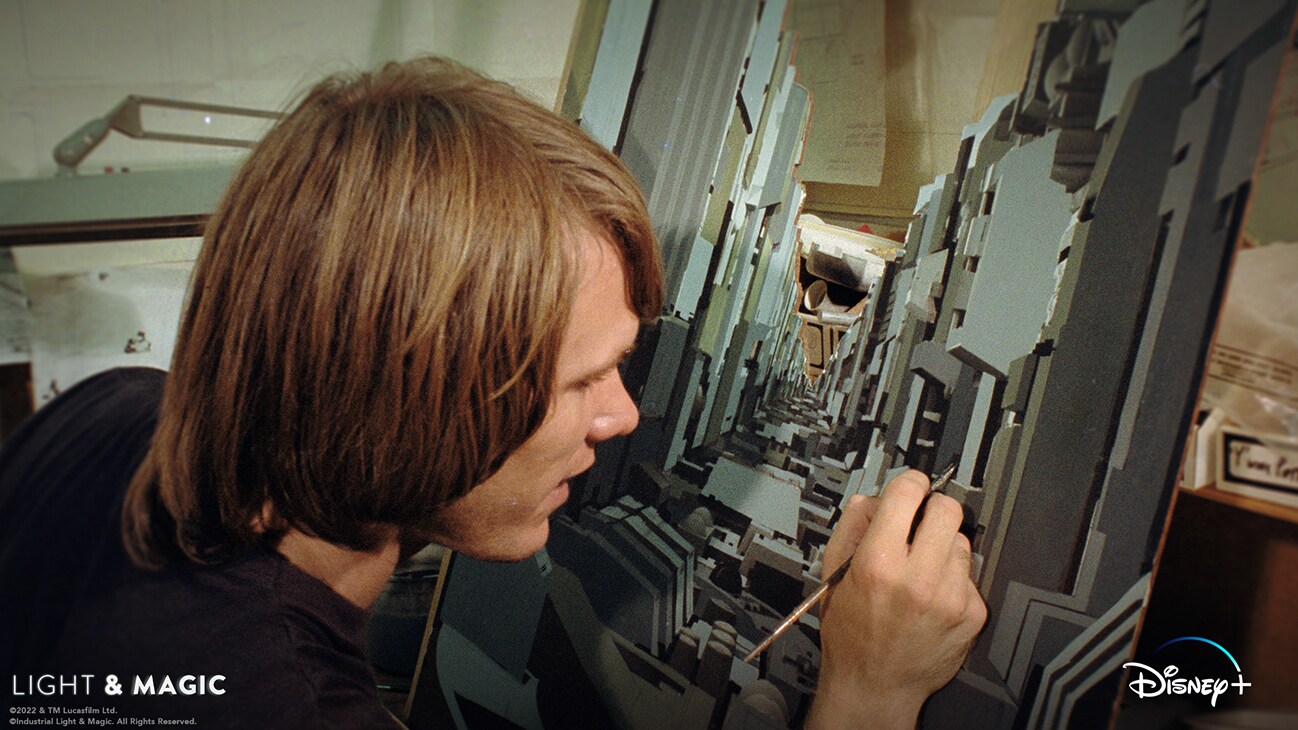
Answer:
[{"left": 559, "top": 237, "right": 638, "bottom": 377}]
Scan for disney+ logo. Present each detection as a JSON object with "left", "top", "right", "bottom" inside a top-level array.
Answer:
[{"left": 1123, "top": 637, "right": 1251, "bottom": 707}]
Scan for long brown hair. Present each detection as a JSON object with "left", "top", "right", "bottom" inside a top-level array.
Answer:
[{"left": 123, "top": 57, "right": 662, "bottom": 567}]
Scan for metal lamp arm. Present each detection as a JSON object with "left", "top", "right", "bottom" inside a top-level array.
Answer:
[{"left": 52, "top": 95, "right": 283, "bottom": 177}]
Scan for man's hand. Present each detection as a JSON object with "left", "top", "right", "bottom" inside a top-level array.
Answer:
[{"left": 805, "top": 470, "right": 987, "bottom": 729}]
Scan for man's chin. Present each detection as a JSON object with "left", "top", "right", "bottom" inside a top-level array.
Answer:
[{"left": 454, "top": 523, "right": 550, "bottom": 564}]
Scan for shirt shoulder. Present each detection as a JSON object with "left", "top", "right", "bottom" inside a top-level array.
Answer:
[
  {"left": 53, "top": 551, "right": 400, "bottom": 728},
  {"left": 0, "top": 367, "right": 166, "bottom": 674}
]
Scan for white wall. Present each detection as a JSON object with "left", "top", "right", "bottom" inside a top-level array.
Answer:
[{"left": 0, "top": 0, "right": 580, "bottom": 181}]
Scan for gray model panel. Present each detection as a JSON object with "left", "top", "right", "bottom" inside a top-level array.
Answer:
[
  {"left": 579, "top": 0, "right": 655, "bottom": 150},
  {"left": 419, "top": 3, "right": 1294, "bottom": 729},
  {"left": 946, "top": 133, "right": 1072, "bottom": 378},
  {"left": 619, "top": 0, "right": 761, "bottom": 303}
]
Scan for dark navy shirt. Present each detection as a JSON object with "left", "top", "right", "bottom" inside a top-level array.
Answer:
[{"left": 0, "top": 368, "right": 400, "bottom": 728}]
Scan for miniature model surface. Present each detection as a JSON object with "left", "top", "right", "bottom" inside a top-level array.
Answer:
[{"left": 427, "top": 1, "right": 1296, "bottom": 728}]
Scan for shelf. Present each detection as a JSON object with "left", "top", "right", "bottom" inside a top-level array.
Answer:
[
  {"left": 1125, "top": 483, "right": 1298, "bottom": 717},
  {"left": 1180, "top": 484, "right": 1298, "bottom": 526}
]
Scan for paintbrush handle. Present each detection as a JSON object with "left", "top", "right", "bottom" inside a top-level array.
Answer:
[
  {"left": 742, "top": 557, "right": 851, "bottom": 663},
  {"left": 742, "top": 465, "right": 957, "bottom": 664}
]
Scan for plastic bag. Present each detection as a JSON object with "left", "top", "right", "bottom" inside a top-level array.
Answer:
[{"left": 1201, "top": 242, "right": 1298, "bottom": 446}]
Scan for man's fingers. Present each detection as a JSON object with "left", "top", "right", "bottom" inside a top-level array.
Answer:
[
  {"left": 860, "top": 470, "right": 929, "bottom": 556},
  {"left": 910, "top": 493, "right": 964, "bottom": 573},
  {"left": 951, "top": 532, "right": 975, "bottom": 581},
  {"left": 939, "top": 533, "right": 985, "bottom": 633},
  {"left": 823, "top": 494, "right": 878, "bottom": 576}
]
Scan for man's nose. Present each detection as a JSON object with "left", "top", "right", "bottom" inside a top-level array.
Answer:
[{"left": 588, "top": 372, "right": 639, "bottom": 443}]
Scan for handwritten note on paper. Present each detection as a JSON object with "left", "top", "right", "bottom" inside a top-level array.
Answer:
[
  {"left": 787, "top": 0, "right": 886, "bottom": 187},
  {"left": 1218, "top": 426, "right": 1298, "bottom": 509},
  {"left": 1208, "top": 345, "right": 1298, "bottom": 406}
]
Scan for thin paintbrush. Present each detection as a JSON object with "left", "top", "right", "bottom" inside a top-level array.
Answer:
[{"left": 742, "top": 464, "right": 958, "bottom": 664}]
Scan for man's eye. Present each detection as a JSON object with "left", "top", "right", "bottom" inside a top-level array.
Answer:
[{"left": 577, "top": 369, "right": 615, "bottom": 390}]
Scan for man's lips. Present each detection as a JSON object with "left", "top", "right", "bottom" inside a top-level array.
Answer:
[
  {"left": 568, "top": 458, "right": 596, "bottom": 481},
  {"left": 541, "top": 480, "right": 571, "bottom": 513},
  {"left": 541, "top": 459, "right": 593, "bottom": 514}
]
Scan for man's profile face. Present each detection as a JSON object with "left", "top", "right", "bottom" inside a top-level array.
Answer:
[{"left": 422, "top": 230, "right": 642, "bottom": 561}]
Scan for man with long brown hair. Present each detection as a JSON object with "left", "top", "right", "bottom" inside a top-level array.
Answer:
[{"left": 1, "top": 58, "right": 982, "bottom": 728}]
